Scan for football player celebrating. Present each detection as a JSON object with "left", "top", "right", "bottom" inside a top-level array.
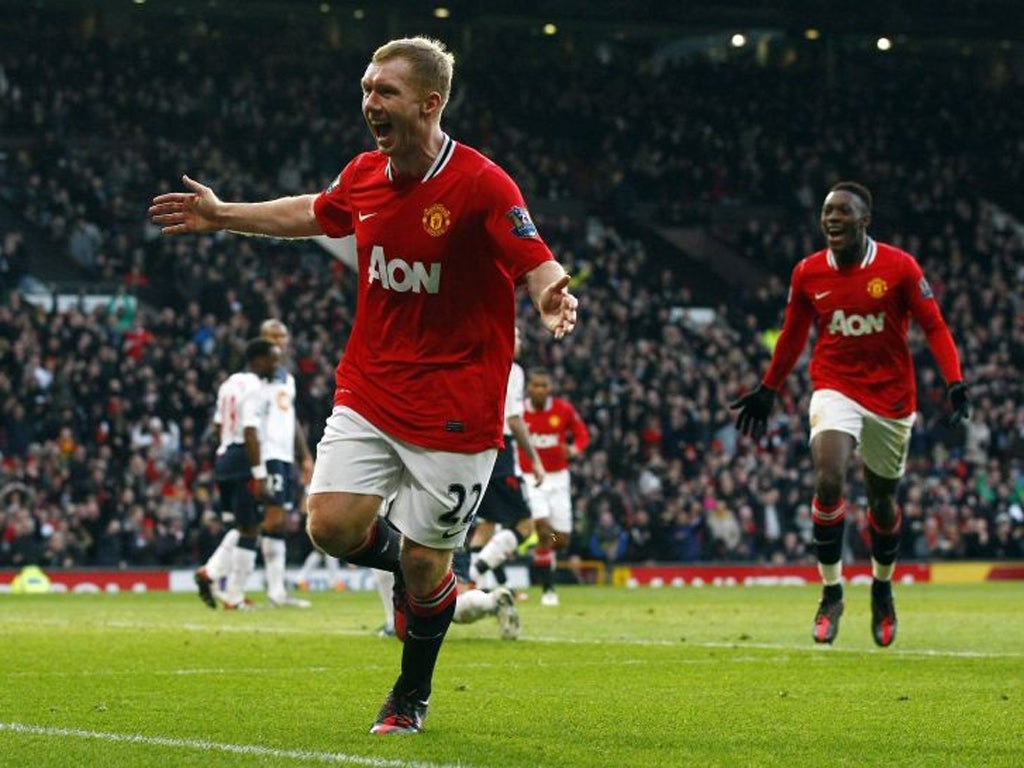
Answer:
[
  {"left": 150, "top": 36, "right": 577, "bottom": 734},
  {"left": 730, "top": 181, "right": 969, "bottom": 647}
]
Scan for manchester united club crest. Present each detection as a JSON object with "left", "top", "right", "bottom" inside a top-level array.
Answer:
[
  {"left": 549, "top": 415, "right": 561, "bottom": 428},
  {"left": 422, "top": 203, "right": 451, "bottom": 237},
  {"left": 867, "top": 277, "right": 888, "bottom": 299}
]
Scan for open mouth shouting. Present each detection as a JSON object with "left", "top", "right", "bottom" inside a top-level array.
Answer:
[
  {"left": 368, "top": 118, "right": 394, "bottom": 150},
  {"left": 825, "top": 223, "right": 848, "bottom": 249}
]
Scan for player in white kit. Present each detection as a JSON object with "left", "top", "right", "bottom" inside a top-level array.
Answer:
[
  {"left": 258, "top": 320, "right": 315, "bottom": 608},
  {"left": 194, "top": 338, "right": 280, "bottom": 609}
]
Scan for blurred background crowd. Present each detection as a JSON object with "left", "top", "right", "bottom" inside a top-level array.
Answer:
[{"left": 1, "top": 3, "right": 1022, "bottom": 571}]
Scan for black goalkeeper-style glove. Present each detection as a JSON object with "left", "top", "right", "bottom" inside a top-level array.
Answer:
[
  {"left": 946, "top": 381, "right": 970, "bottom": 426},
  {"left": 729, "top": 384, "right": 777, "bottom": 439}
]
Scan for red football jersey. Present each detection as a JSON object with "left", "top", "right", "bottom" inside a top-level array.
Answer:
[
  {"left": 763, "top": 238, "right": 962, "bottom": 418},
  {"left": 313, "top": 135, "right": 554, "bottom": 452},
  {"left": 519, "top": 397, "right": 591, "bottom": 474}
]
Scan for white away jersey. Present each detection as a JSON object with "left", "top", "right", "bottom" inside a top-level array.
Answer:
[
  {"left": 503, "top": 362, "right": 525, "bottom": 437},
  {"left": 213, "top": 372, "right": 266, "bottom": 455},
  {"left": 504, "top": 361, "right": 525, "bottom": 475},
  {"left": 262, "top": 366, "right": 297, "bottom": 463}
]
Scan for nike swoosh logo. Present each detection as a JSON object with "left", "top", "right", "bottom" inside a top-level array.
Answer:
[
  {"left": 441, "top": 528, "right": 466, "bottom": 539},
  {"left": 358, "top": 211, "right": 378, "bottom": 222},
  {"left": 814, "top": 291, "right": 832, "bottom": 300}
]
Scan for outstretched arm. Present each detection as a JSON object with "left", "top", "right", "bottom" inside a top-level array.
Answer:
[
  {"left": 524, "top": 261, "right": 578, "bottom": 339},
  {"left": 149, "top": 175, "right": 322, "bottom": 238}
]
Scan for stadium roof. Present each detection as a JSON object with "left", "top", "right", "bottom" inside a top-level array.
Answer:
[{"left": 10, "top": 0, "right": 1024, "bottom": 40}]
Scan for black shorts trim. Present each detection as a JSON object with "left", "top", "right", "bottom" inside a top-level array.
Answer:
[
  {"left": 476, "top": 473, "right": 530, "bottom": 527},
  {"left": 216, "top": 477, "right": 265, "bottom": 528}
]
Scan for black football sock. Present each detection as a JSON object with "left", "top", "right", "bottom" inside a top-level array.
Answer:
[
  {"left": 869, "top": 507, "right": 902, "bottom": 579},
  {"left": 812, "top": 496, "right": 845, "bottom": 582},
  {"left": 345, "top": 517, "right": 400, "bottom": 573},
  {"left": 533, "top": 548, "right": 556, "bottom": 591},
  {"left": 451, "top": 546, "right": 471, "bottom": 583},
  {"left": 491, "top": 563, "right": 508, "bottom": 586},
  {"left": 394, "top": 570, "right": 457, "bottom": 702}
]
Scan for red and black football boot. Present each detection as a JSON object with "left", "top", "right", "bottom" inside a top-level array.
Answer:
[
  {"left": 871, "top": 581, "right": 898, "bottom": 647},
  {"left": 812, "top": 588, "right": 844, "bottom": 644},
  {"left": 369, "top": 689, "right": 428, "bottom": 735}
]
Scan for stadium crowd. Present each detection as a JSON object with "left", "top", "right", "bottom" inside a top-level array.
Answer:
[{"left": 1, "top": 15, "right": 1022, "bottom": 570}]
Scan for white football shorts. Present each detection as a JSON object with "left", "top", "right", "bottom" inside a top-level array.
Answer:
[
  {"left": 526, "top": 468, "right": 573, "bottom": 533},
  {"left": 309, "top": 406, "right": 497, "bottom": 549},
  {"left": 808, "top": 389, "right": 916, "bottom": 479}
]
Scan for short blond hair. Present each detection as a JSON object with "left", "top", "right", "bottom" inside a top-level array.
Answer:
[{"left": 373, "top": 36, "right": 454, "bottom": 109}]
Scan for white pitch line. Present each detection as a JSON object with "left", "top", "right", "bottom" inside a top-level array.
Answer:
[
  {"left": 0, "top": 723, "right": 477, "bottom": 768},
  {"left": 525, "top": 634, "right": 1024, "bottom": 659},
  {"left": 4, "top": 616, "right": 1021, "bottom": 660}
]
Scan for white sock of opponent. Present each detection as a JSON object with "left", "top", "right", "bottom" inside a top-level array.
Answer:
[
  {"left": 373, "top": 568, "right": 396, "bottom": 631},
  {"left": 297, "top": 549, "right": 322, "bottom": 583},
  {"left": 223, "top": 539, "right": 258, "bottom": 606},
  {"left": 325, "top": 555, "right": 341, "bottom": 588},
  {"left": 452, "top": 588, "right": 497, "bottom": 624},
  {"left": 205, "top": 528, "right": 240, "bottom": 582},
  {"left": 261, "top": 535, "right": 288, "bottom": 602}
]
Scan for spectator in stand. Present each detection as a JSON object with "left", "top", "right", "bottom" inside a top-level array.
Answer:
[
  {"left": 6, "top": 507, "right": 41, "bottom": 567},
  {"left": 624, "top": 509, "right": 658, "bottom": 562},
  {"left": 588, "top": 506, "right": 627, "bottom": 567},
  {"left": 992, "top": 513, "right": 1023, "bottom": 558}
]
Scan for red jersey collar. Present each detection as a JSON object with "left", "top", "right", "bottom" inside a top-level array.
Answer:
[
  {"left": 384, "top": 133, "right": 456, "bottom": 184},
  {"left": 826, "top": 236, "right": 877, "bottom": 270}
]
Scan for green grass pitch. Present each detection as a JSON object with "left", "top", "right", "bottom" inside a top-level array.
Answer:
[{"left": 1, "top": 582, "right": 1021, "bottom": 767}]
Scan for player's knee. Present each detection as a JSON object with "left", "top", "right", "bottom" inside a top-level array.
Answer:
[
  {"left": 400, "top": 544, "right": 451, "bottom": 597},
  {"left": 305, "top": 496, "right": 352, "bottom": 555},
  {"left": 815, "top": 471, "right": 844, "bottom": 506},
  {"left": 304, "top": 513, "right": 329, "bottom": 553}
]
